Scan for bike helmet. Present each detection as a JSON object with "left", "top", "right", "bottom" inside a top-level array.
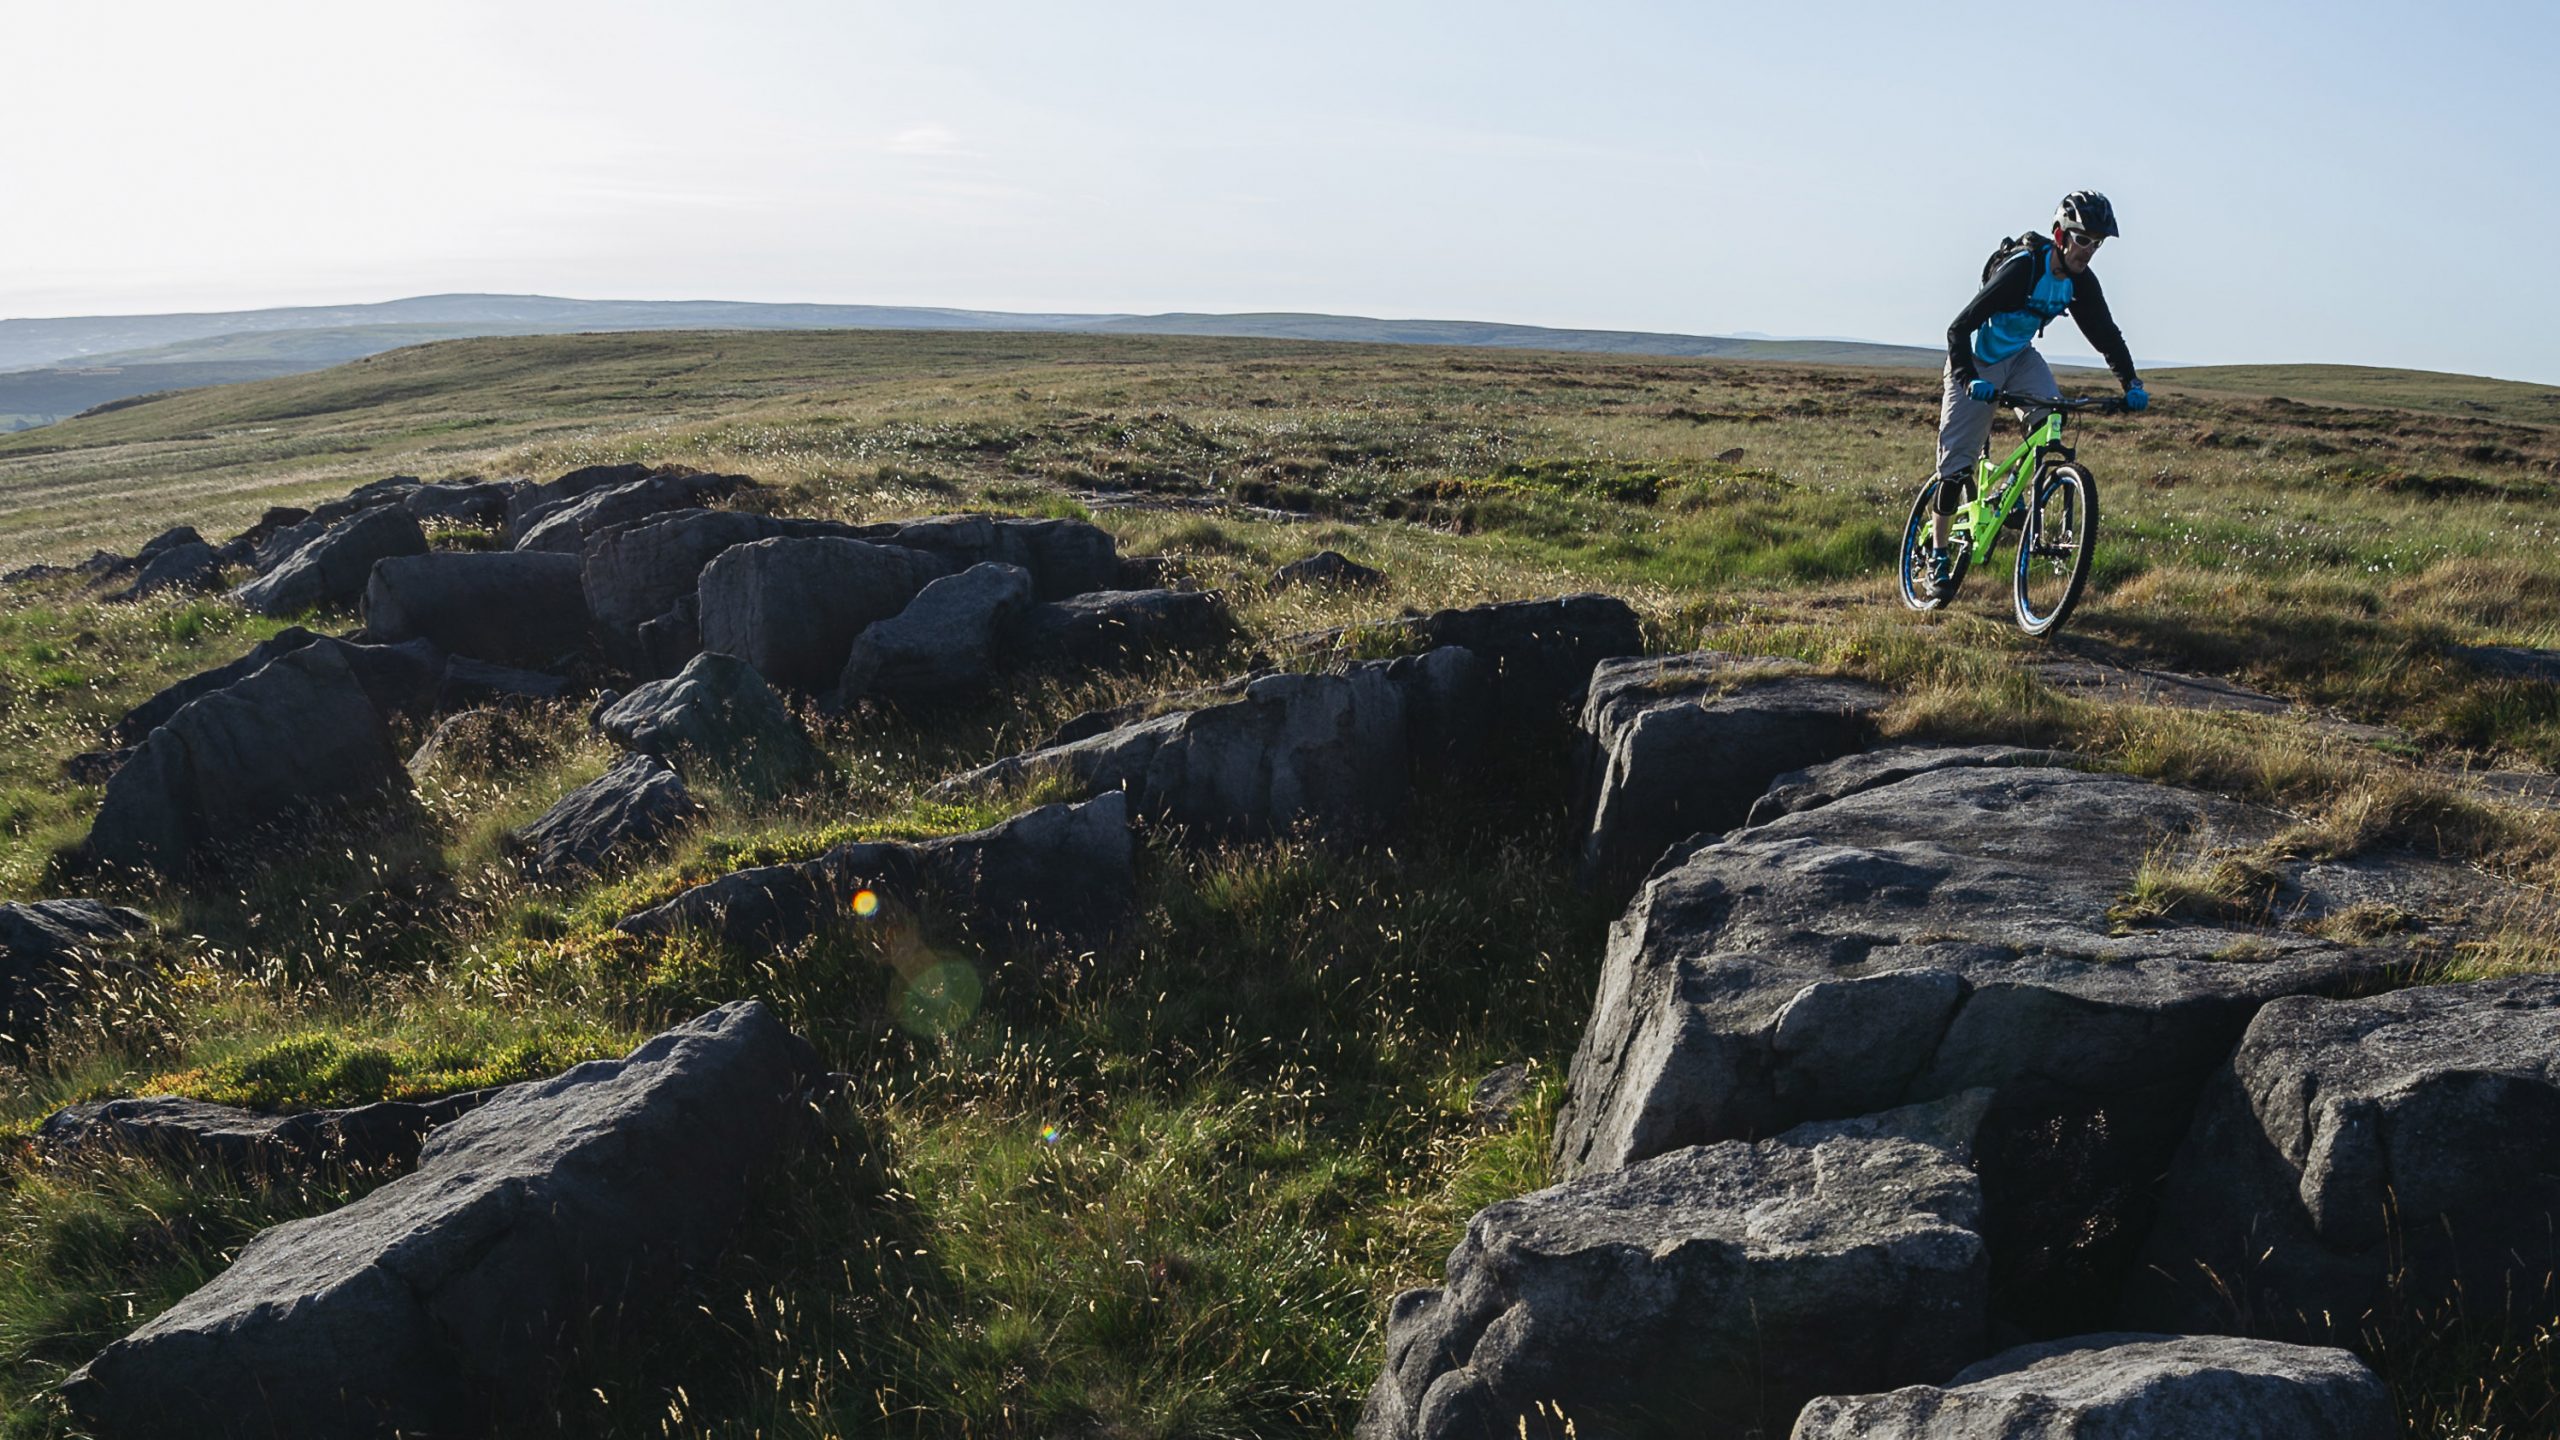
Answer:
[{"left": 2055, "top": 190, "right": 2120, "bottom": 239}]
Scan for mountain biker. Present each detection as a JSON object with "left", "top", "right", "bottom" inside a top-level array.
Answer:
[{"left": 1925, "top": 191, "right": 2148, "bottom": 583}]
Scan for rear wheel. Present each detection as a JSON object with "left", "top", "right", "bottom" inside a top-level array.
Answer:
[
  {"left": 1898, "top": 475, "right": 1971, "bottom": 611},
  {"left": 2013, "top": 462, "right": 2098, "bottom": 636}
]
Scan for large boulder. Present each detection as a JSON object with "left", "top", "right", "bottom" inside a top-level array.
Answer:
[
  {"left": 509, "top": 754, "right": 696, "bottom": 882},
  {"left": 109, "top": 628, "right": 322, "bottom": 746},
  {"left": 0, "top": 899, "right": 153, "bottom": 1042},
  {"left": 1270, "top": 549, "right": 1385, "bottom": 593},
  {"left": 399, "top": 479, "right": 519, "bottom": 529},
  {"left": 2125, "top": 974, "right": 2560, "bottom": 1343},
  {"left": 108, "top": 540, "right": 224, "bottom": 603},
  {"left": 512, "top": 469, "right": 756, "bottom": 554},
  {"left": 835, "top": 561, "right": 1036, "bottom": 709},
  {"left": 215, "top": 506, "right": 310, "bottom": 567},
  {"left": 944, "top": 649, "right": 1490, "bottom": 844},
  {"left": 1359, "top": 1093, "right": 1992, "bottom": 1440},
  {"left": 619, "top": 792, "right": 1132, "bottom": 956},
  {"left": 695, "top": 536, "right": 953, "bottom": 693},
  {"left": 504, "top": 461, "right": 654, "bottom": 536},
  {"left": 38, "top": 1090, "right": 494, "bottom": 1177},
  {"left": 230, "top": 506, "right": 428, "bottom": 616},
  {"left": 364, "top": 550, "right": 594, "bottom": 669},
  {"left": 1791, "top": 1333, "right": 2393, "bottom": 1440},
  {"left": 580, "top": 509, "right": 794, "bottom": 653},
  {"left": 86, "top": 643, "right": 409, "bottom": 874},
  {"left": 58, "top": 1001, "right": 820, "bottom": 1440},
  {"left": 1575, "top": 653, "right": 1889, "bottom": 888},
  {"left": 1553, "top": 763, "right": 2467, "bottom": 1334},
  {"left": 593, "top": 650, "right": 823, "bottom": 791},
  {"left": 870, "top": 514, "right": 1121, "bottom": 599},
  {"left": 1010, "top": 588, "right": 1236, "bottom": 670}
]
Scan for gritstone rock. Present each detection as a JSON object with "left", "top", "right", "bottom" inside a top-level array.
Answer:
[
  {"left": 1269, "top": 549, "right": 1385, "bottom": 592},
  {"left": 511, "top": 469, "right": 757, "bottom": 554},
  {"left": 509, "top": 754, "right": 696, "bottom": 882},
  {"left": 86, "top": 643, "right": 409, "bottom": 874},
  {"left": 1747, "top": 743, "right": 2080, "bottom": 827},
  {"left": 38, "top": 1090, "right": 495, "bottom": 1178},
  {"left": 592, "top": 650, "right": 823, "bottom": 791},
  {"left": 58, "top": 1000, "right": 821, "bottom": 1440},
  {"left": 1791, "top": 1332, "right": 2392, "bottom": 1440},
  {"left": 1554, "top": 762, "right": 2474, "bottom": 1334},
  {"left": 0, "top": 899, "right": 153, "bottom": 1044},
  {"left": 1574, "top": 653, "right": 1889, "bottom": 889},
  {"left": 834, "top": 561, "right": 1035, "bottom": 709},
  {"left": 1359, "top": 1092, "right": 1993, "bottom": 1440},
  {"left": 618, "top": 792, "right": 1132, "bottom": 956},
  {"left": 364, "top": 550, "right": 593, "bottom": 669},
  {"left": 1010, "top": 588, "right": 1236, "bottom": 670},
  {"left": 230, "top": 506, "right": 428, "bottom": 616},
  {"left": 695, "top": 536, "right": 953, "bottom": 693},
  {"left": 2125, "top": 974, "right": 2560, "bottom": 1344},
  {"left": 108, "top": 540, "right": 223, "bottom": 603}
]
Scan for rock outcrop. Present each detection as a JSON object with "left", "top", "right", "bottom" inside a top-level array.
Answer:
[
  {"left": 619, "top": 793, "right": 1132, "bottom": 956},
  {"left": 509, "top": 754, "right": 696, "bottom": 882},
  {"left": 512, "top": 468, "right": 756, "bottom": 553},
  {"left": 1554, "top": 762, "right": 2469, "bottom": 1333},
  {"left": 2126, "top": 974, "right": 2560, "bottom": 1343},
  {"left": 943, "top": 649, "right": 1489, "bottom": 844},
  {"left": 1270, "top": 549, "right": 1385, "bottom": 592},
  {"left": 230, "top": 506, "right": 428, "bottom": 616},
  {"left": 363, "top": 550, "right": 594, "bottom": 669},
  {"left": 1791, "top": 1333, "right": 2393, "bottom": 1440},
  {"left": 87, "top": 643, "right": 410, "bottom": 874},
  {"left": 1574, "top": 653, "right": 1889, "bottom": 887},
  {"left": 1746, "top": 743, "right": 2079, "bottom": 826},
  {"left": 834, "top": 561, "right": 1036, "bottom": 708},
  {"left": 59, "top": 1001, "right": 820, "bottom": 1440},
  {"left": 1360, "top": 1093, "right": 1992, "bottom": 1440},
  {"left": 695, "top": 536, "right": 952, "bottom": 693},
  {"left": 1011, "top": 588, "right": 1236, "bottom": 670},
  {"left": 0, "top": 899, "right": 154, "bottom": 1042},
  {"left": 38, "top": 1090, "right": 494, "bottom": 1177},
  {"left": 592, "top": 651, "right": 823, "bottom": 791}
]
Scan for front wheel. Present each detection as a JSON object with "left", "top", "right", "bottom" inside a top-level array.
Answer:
[
  {"left": 2013, "top": 462, "right": 2098, "bottom": 636},
  {"left": 1898, "top": 475, "right": 1971, "bottom": 611}
]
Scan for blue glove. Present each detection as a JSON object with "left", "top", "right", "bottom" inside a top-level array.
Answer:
[
  {"left": 2124, "top": 384, "right": 2149, "bottom": 412},
  {"left": 1967, "top": 379, "right": 1997, "bottom": 404}
]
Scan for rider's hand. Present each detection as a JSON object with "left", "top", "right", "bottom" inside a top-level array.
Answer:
[
  {"left": 2124, "top": 384, "right": 2149, "bottom": 412},
  {"left": 1967, "top": 379, "right": 1997, "bottom": 404}
]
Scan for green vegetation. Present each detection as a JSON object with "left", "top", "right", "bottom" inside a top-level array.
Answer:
[{"left": 2, "top": 331, "right": 2558, "bottom": 1435}]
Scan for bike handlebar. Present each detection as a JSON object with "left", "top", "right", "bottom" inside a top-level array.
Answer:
[{"left": 1990, "top": 391, "right": 2133, "bottom": 416}]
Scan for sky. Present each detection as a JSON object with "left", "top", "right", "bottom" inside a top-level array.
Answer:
[{"left": 4, "top": 0, "right": 2555, "bottom": 382}]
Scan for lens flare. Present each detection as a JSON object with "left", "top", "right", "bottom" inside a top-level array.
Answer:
[
  {"left": 1039, "top": 1124, "right": 1063, "bottom": 1145},
  {"left": 850, "top": 888, "right": 880, "bottom": 918}
]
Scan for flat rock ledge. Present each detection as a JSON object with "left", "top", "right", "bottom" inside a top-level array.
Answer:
[
  {"left": 1574, "top": 652, "right": 1889, "bottom": 888},
  {"left": 1746, "top": 743, "right": 2082, "bottom": 826},
  {"left": 618, "top": 792, "right": 1133, "bottom": 957},
  {"left": 39, "top": 1090, "right": 495, "bottom": 1177},
  {"left": 1358, "top": 1092, "right": 1992, "bottom": 1440},
  {"left": 2127, "top": 973, "right": 2560, "bottom": 1344},
  {"left": 938, "top": 648, "right": 1490, "bottom": 845},
  {"left": 1791, "top": 1333, "right": 2392, "bottom": 1440},
  {"left": 1554, "top": 761, "right": 2478, "bottom": 1333},
  {"left": 60, "top": 1000, "right": 820, "bottom": 1440}
]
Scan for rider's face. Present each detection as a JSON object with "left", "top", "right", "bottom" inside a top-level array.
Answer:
[{"left": 2055, "top": 226, "right": 2103, "bottom": 275}]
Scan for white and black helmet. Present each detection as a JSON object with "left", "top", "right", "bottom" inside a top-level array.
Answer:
[{"left": 2055, "top": 190, "right": 2120, "bottom": 239}]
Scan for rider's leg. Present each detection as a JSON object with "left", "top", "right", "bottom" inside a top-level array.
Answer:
[
  {"left": 1933, "top": 361, "right": 1995, "bottom": 548},
  {"left": 2008, "top": 348, "right": 2060, "bottom": 432}
]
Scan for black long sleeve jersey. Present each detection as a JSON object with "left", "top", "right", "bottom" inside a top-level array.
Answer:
[{"left": 1945, "top": 243, "right": 2140, "bottom": 390}]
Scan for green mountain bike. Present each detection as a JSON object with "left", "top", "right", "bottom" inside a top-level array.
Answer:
[{"left": 1897, "top": 391, "right": 2130, "bottom": 636}]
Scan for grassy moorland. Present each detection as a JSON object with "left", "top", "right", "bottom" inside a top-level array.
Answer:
[{"left": 2, "top": 331, "right": 2559, "bottom": 1436}]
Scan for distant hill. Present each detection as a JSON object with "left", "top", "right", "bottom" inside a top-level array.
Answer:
[{"left": 0, "top": 294, "right": 1957, "bottom": 429}]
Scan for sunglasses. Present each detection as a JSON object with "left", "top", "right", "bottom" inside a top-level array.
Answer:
[{"left": 2061, "top": 228, "right": 2106, "bottom": 250}]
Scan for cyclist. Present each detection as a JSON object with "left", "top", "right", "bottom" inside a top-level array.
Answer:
[{"left": 1925, "top": 190, "right": 2149, "bottom": 585}]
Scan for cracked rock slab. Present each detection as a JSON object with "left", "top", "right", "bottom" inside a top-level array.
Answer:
[
  {"left": 1360, "top": 1093, "right": 1993, "bottom": 1440},
  {"left": 59, "top": 1001, "right": 819, "bottom": 1440},
  {"left": 2125, "top": 974, "right": 2560, "bottom": 1343},
  {"left": 1792, "top": 1332, "right": 2392, "bottom": 1439}
]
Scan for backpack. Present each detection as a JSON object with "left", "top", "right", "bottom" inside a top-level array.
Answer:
[{"left": 1982, "top": 231, "right": 2048, "bottom": 285}]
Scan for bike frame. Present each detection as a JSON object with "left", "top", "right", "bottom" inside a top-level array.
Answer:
[{"left": 1950, "top": 406, "right": 2072, "bottom": 567}]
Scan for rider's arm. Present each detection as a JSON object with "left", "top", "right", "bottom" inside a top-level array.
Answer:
[
  {"left": 2066, "top": 270, "right": 2141, "bottom": 390},
  {"left": 1944, "top": 251, "right": 2039, "bottom": 384}
]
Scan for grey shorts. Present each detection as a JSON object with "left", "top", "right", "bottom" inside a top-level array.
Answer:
[{"left": 1934, "top": 349, "right": 2058, "bottom": 511}]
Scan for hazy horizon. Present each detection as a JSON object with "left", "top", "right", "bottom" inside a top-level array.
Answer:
[{"left": 5, "top": 1, "right": 2553, "bottom": 384}]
